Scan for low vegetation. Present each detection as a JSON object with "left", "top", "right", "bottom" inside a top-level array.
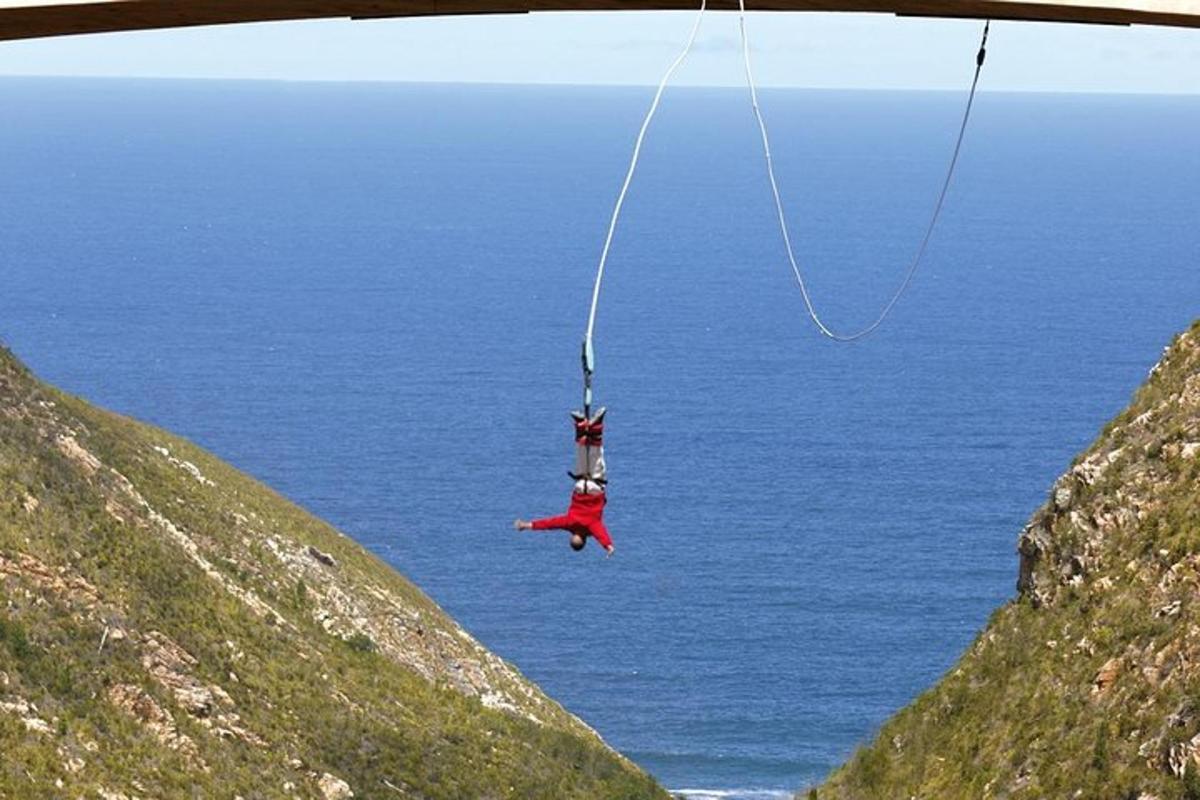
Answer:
[
  {"left": 0, "top": 346, "right": 667, "bottom": 799},
  {"left": 814, "top": 320, "right": 1200, "bottom": 800}
]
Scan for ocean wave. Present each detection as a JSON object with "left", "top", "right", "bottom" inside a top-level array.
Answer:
[{"left": 671, "top": 789, "right": 796, "bottom": 800}]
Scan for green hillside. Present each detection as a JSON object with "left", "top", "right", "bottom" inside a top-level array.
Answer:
[
  {"left": 816, "top": 320, "right": 1200, "bottom": 800},
  {"left": 0, "top": 346, "right": 668, "bottom": 799}
]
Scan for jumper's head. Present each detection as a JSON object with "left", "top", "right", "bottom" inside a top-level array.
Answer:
[{"left": 570, "top": 533, "right": 586, "bottom": 552}]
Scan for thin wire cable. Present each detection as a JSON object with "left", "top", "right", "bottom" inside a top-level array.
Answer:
[
  {"left": 584, "top": 0, "right": 707, "bottom": 348},
  {"left": 736, "top": 8, "right": 990, "bottom": 341}
]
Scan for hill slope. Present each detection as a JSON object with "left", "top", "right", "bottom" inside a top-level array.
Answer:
[
  {"left": 0, "top": 347, "right": 667, "bottom": 799},
  {"left": 817, "top": 320, "right": 1200, "bottom": 800}
]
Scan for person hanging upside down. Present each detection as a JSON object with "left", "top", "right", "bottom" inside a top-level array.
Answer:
[{"left": 514, "top": 408, "right": 614, "bottom": 558}]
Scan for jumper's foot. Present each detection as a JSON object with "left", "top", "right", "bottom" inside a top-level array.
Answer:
[
  {"left": 573, "top": 407, "right": 605, "bottom": 445},
  {"left": 570, "top": 407, "right": 605, "bottom": 425}
]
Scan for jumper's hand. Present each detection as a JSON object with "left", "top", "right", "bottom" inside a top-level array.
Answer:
[
  {"left": 605, "top": 545, "right": 615, "bottom": 559},
  {"left": 514, "top": 519, "right": 532, "bottom": 531}
]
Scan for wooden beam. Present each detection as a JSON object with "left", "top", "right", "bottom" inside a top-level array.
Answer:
[{"left": 0, "top": 0, "right": 1198, "bottom": 42}]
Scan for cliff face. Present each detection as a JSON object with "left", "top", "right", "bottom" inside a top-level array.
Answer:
[
  {"left": 0, "top": 347, "right": 666, "bottom": 799},
  {"left": 818, "top": 321, "right": 1200, "bottom": 800}
]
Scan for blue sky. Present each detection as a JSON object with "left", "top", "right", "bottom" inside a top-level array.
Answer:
[{"left": 0, "top": 11, "right": 1196, "bottom": 92}]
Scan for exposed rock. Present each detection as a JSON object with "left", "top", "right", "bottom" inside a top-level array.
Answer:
[
  {"left": 0, "top": 552, "right": 102, "bottom": 610},
  {"left": 1092, "top": 658, "right": 1121, "bottom": 695},
  {"left": 152, "top": 444, "right": 215, "bottom": 486},
  {"left": 1053, "top": 481, "right": 1074, "bottom": 510},
  {"left": 307, "top": 546, "right": 337, "bottom": 568},
  {"left": 142, "top": 631, "right": 215, "bottom": 715},
  {"left": 258, "top": 532, "right": 556, "bottom": 725},
  {"left": 1156, "top": 600, "right": 1183, "bottom": 619},
  {"left": 318, "top": 772, "right": 354, "bottom": 800},
  {"left": 106, "top": 684, "right": 205, "bottom": 769},
  {"left": 1167, "top": 733, "right": 1200, "bottom": 777},
  {"left": 136, "top": 631, "right": 266, "bottom": 746},
  {"left": 1, "top": 698, "right": 53, "bottom": 735},
  {"left": 56, "top": 434, "right": 101, "bottom": 475},
  {"left": 23, "top": 716, "right": 53, "bottom": 734},
  {"left": 1017, "top": 517, "right": 1053, "bottom": 600}
]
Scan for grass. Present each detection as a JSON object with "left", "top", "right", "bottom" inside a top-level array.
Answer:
[
  {"left": 0, "top": 344, "right": 668, "bottom": 799},
  {"left": 816, "top": 320, "right": 1200, "bottom": 800}
]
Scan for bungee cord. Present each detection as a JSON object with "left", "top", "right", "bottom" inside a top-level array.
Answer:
[
  {"left": 579, "top": 6, "right": 992, "bottom": 405},
  {"left": 581, "top": 0, "right": 707, "bottom": 410},
  {"left": 735, "top": 8, "right": 991, "bottom": 341},
  {"left": 585, "top": 0, "right": 708, "bottom": 348}
]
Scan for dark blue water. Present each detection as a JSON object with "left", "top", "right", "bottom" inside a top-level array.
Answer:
[{"left": 1, "top": 78, "right": 1196, "bottom": 798}]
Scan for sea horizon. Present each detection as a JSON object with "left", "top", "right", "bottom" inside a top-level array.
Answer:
[{"left": 1, "top": 73, "right": 1198, "bottom": 96}]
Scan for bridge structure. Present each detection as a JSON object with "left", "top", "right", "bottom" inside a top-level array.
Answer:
[{"left": 0, "top": 0, "right": 1197, "bottom": 42}]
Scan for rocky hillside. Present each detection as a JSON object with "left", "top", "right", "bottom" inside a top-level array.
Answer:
[
  {"left": 0, "top": 346, "right": 667, "bottom": 799},
  {"left": 815, "top": 320, "right": 1200, "bottom": 800}
]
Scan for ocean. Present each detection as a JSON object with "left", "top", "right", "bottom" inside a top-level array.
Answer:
[{"left": 1, "top": 78, "right": 1197, "bottom": 797}]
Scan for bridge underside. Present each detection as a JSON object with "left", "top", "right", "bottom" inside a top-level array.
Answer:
[{"left": 0, "top": 0, "right": 1197, "bottom": 41}]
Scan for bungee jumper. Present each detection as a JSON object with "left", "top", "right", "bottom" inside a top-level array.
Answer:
[
  {"left": 516, "top": 338, "right": 614, "bottom": 556},
  {"left": 514, "top": 405, "right": 614, "bottom": 557}
]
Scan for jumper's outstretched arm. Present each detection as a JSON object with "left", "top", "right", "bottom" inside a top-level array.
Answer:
[{"left": 513, "top": 516, "right": 570, "bottom": 532}]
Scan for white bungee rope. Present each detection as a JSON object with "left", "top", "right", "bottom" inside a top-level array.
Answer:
[
  {"left": 580, "top": 4, "right": 991, "bottom": 394},
  {"left": 735, "top": 5, "right": 991, "bottom": 341},
  {"left": 581, "top": 0, "right": 707, "bottom": 408}
]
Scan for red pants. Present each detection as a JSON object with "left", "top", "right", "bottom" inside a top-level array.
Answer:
[{"left": 530, "top": 491, "right": 611, "bottom": 550}]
